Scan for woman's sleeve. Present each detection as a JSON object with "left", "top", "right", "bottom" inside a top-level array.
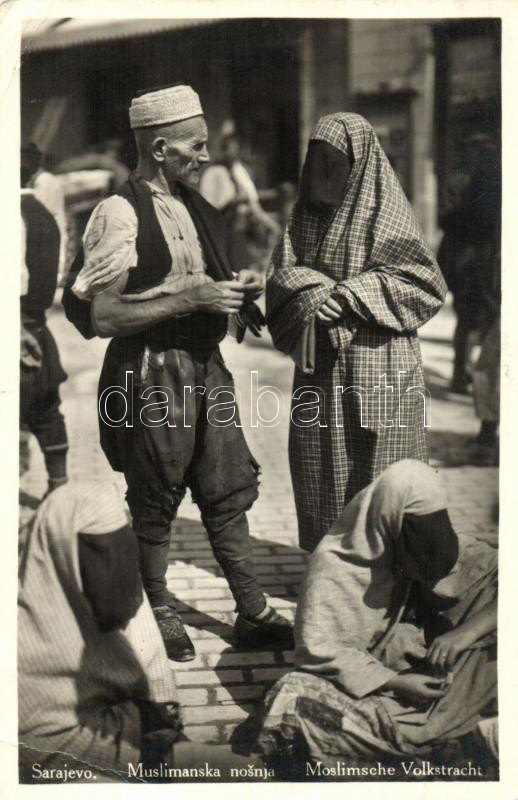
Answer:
[
  {"left": 295, "top": 640, "right": 397, "bottom": 699},
  {"left": 78, "top": 525, "right": 142, "bottom": 633},
  {"left": 332, "top": 238, "right": 447, "bottom": 333},
  {"left": 294, "top": 558, "right": 397, "bottom": 699}
]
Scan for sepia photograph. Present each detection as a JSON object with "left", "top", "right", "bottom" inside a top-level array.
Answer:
[{"left": 10, "top": 5, "right": 506, "bottom": 791}]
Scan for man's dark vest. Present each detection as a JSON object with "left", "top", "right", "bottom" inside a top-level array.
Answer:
[{"left": 62, "top": 173, "right": 232, "bottom": 351}]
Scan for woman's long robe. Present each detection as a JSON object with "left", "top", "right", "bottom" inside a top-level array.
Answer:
[{"left": 267, "top": 114, "right": 447, "bottom": 550}]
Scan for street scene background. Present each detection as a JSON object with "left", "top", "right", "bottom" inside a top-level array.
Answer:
[{"left": 19, "top": 16, "right": 500, "bottom": 748}]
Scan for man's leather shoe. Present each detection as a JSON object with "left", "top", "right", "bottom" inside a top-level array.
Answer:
[
  {"left": 235, "top": 607, "right": 294, "bottom": 650},
  {"left": 153, "top": 606, "right": 196, "bottom": 662}
]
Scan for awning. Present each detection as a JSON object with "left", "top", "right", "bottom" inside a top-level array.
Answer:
[{"left": 22, "top": 18, "right": 220, "bottom": 53}]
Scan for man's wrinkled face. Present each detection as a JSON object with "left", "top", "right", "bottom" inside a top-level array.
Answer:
[{"left": 160, "top": 116, "right": 209, "bottom": 187}]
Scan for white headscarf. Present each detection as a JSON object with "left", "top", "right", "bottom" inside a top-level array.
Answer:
[
  {"left": 294, "top": 460, "right": 449, "bottom": 698},
  {"left": 18, "top": 482, "right": 177, "bottom": 771}
]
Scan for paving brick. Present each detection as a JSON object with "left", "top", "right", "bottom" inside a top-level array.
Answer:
[
  {"left": 206, "top": 651, "right": 276, "bottom": 668},
  {"left": 185, "top": 624, "right": 234, "bottom": 640},
  {"left": 178, "top": 688, "right": 209, "bottom": 706},
  {"left": 265, "top": 598, "right": 296, "bottom": 609},
  {"left": 188, "top": 639, "right": 235, "bottom": 654},
  {"left": 182, "top": 704, "right": 253, "bottom": 725},
  {"left": 254, "top": 555, "right": 306, "bottom": 565},
  {"left": 162, "top": 577, "right": 192, "bottom": 590},
  {"left": 251, "top": 667, "right": 290, "bottom": 683},
  {"left": 169, "top": 656, "right": 207, "bottom": 671},
  {"left": 183, "top": 726, "right": 221, "bottom": 743},
  {"left": 215, "top": 684, "right": 265, "bottom": 703},
  {"left": 176, "top": 669, "right": 245, "bottom": 687},
  {"left": 172, "top": 551, "right": 219, "bottom": 561},
  {"left": 175, "top": 539, "right": 213, "bottom": 550},
  {"left": 195, "top": 599, "right": 237, "bottom": 612},
  {"left": 190, "top": 577, "right": 229, "bottom": 588},
  {"left": 177, "top": 588, "right": 231, "bottom": 600}
]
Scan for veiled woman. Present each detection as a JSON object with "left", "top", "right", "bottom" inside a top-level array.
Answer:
[
  {"left": 248, "top": 461, "right": 497, "bottom": 772},
  {"left": 267, "top": 114, "right": 447, "bottom": 550}
]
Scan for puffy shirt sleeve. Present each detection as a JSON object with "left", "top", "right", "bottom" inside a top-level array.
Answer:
[{"left": 72, "top": 195, "right": 138, "bottom": 299}]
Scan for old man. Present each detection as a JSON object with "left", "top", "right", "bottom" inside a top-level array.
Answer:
[{"left": 64, "top": 84, "right": 293, "bottom": 661}]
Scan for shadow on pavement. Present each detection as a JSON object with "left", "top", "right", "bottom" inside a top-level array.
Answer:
[
  {"left": 167, "top": 516, "right": 304, "bottom": 713},
  {"left": 423, "top": 365, "right": 473, "bottom": 405},
  {"left": 426, "top": 429, "right": 473, "bottom": 466}
]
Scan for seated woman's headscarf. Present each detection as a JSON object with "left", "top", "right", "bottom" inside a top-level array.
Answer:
[
  {"left": 18, "top": 482, "right": 178, "bottom": 773},
  {"left": 294, "top": 460, "right": 465, "bottom": 698}
]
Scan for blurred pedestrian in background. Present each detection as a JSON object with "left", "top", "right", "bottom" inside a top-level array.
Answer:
[
  {"left": 200, "top": 122, "right": 280, "bottom": 272},
  {"left": 55, "top": 138, "right": 130, "bottom": 190},
  {"left": 20, "top": 143, "right": 68, "bottom": 495},
  {"left": 437, "top": 131, "right": 501, "bottom": 395},
  {"left": 267, "top": 113, "right": 446, "bottom": 551},
  {"left": 468, "top": 252, "right": 500, "bottom": 466},
  {"left": 31, "top": 152, "right": 68, "bottom": 285}
]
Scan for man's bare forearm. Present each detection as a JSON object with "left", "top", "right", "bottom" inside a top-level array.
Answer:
[{"left": 92, "top": 290, "right": 197, "bottom": 338}]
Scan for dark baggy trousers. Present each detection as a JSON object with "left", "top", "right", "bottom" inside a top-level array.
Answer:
[{"left": 98, "top": 340, "right": 266, "bottom": 617}]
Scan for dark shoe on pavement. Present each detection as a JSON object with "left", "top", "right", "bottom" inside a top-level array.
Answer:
[
  {"left": 153, "top": 605, "right": 196, "bottom": 662},
  {"left": 235, "top": 607, "right": 294, "bottom": 650}
]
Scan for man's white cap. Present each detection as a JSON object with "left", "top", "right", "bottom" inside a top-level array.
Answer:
[{"left": 129, "top": 84, "right": 203, "bottom": 129}]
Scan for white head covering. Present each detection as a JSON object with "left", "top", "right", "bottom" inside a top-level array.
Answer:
[
  {"left": 18, "top": 482, "right": 177, "bottom": 770},
  {"left": 294, "top": 461, "right": 449, "bottom": 698},
  {"left": 294, "top": 460, "right": 497, "bottom": 699},
  {"left": 129, "top": 84, "right": 203, "bottom": 129}
]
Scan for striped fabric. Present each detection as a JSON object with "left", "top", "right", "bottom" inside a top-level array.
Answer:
[
  {"left": 267, "top": 113, "right": 447, "bottom": 551},
  {"left": 18, "top": 482, "right": 177, "bottom": 774}
]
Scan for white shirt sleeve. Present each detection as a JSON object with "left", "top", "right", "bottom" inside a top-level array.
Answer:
[{"left": 72, "top": 195, "right": 138, "bottom": 299}]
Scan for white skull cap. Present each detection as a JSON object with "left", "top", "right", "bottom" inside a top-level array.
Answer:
[{"left": 129, "top": 85, "right": 203, "bottom": 129}]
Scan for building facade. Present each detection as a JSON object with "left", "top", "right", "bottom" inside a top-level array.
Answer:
[{"left": 21, "top": 16, "right": 501, "bottom": 242}]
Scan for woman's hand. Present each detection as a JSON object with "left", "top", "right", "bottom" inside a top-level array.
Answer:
[
  {"left": 384, "top": 673, "right": 447, "bottom": 705},
  {"left": 427, "top": 628, "right": 477, "bottom": 671},
  {"left": 427, "top": 602, "right": 497, "bottom": 671},
  {"left": 316, "top": 296, "right": 343, "bottom": 324}
]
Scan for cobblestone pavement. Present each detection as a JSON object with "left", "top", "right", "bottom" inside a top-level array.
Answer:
[{"left": 21, "top": 299, "right": 498, "bottom": 745}]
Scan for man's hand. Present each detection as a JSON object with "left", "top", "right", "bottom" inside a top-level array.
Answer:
[
  {"left": 384, "top": 673, "right": 448, "bottom": 705},
  {"left": 236, "top": 269, "right": 264, "bottom": 301},
  {"left": 189, "top": 280, "right": 246, "bottom": 315},
  {"left": 20, "top": 325, "right": 42, "bottom": 369},
  {"left": 236, "top": 303, "right": 266, "bottom": 342},
  {"left": 316, "top": 296, "right": 343, "bottom": 325}
]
